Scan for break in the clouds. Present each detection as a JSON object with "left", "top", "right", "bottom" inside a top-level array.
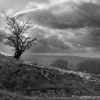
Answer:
[{"left": 0, "top": 0, "right": 100, "bottom": 57}]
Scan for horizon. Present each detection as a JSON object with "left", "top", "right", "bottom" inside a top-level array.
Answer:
[{"left": 1, "top": 51, "right": 100, "bottom": 59}]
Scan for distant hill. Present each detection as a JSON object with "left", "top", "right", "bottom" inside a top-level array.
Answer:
[{"left": 22, "top": 54, "right": 100, "bottom": 66}]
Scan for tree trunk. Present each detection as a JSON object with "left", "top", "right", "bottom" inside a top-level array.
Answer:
[{"left": 14, "top": 51, "right": 22, "bottom": 60}]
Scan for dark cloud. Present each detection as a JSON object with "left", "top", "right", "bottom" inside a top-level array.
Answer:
[
  {"left": 78, "top": 2, "right": 100, "bottom": 27},
  {"left": 27, "top": 9, "right": 85, "bottom": 29},
  {"left": 54, "top": 2, "right": 100, "bottom": 28},
  {"left": 86, "top": 28, "right": 100, "bottom": 49},
  {"left": 29, "top": 31, "right": 71, "bottom": 53},
  {"left": 27, "top": 26, "right": 100, "bottom": 53},
  {"left": 24, "top": 2, "right": 100, "bottom": 29},
  {"left": 28, "top": 9, "right": 57, "bottom": 29},
  {"left": 64, "top": 27, "right": 100, "bottom": 50}
]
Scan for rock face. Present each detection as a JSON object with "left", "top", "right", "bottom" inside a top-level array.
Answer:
[{"left": 0, "top": 53, "right": 98, "bottom": 96}]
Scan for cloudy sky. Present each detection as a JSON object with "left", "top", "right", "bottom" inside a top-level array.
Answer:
[{"left": 0, "top": 0, "right": 100, "bottom": 57}]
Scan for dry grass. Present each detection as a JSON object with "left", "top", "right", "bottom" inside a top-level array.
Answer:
[{"left": 0, "top": 90, "right": 100, "bottom": 100}]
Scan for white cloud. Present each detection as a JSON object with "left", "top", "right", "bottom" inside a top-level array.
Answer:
[{"left": 26, "top": 1, "right": 49, "bottom": 10}]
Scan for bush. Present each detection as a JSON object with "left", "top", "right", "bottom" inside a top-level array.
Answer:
[
  {"left": 51, "top": 59, "right": 68, "bottom": 70},
  {"left": 77, "top": 60, "right": 100, "bottom": 74}
]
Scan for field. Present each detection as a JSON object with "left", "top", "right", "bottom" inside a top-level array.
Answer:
[{"left": 22, "top": 54, "right": 100, "bottom": 66}]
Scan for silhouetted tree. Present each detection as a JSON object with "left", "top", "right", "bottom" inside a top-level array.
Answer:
[{"left": 1, "top": 12, "right": 36, "bottom": 60}]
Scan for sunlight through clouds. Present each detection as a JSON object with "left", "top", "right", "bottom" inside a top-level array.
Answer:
[{"left": 0, "top": 0, "right": 100, "bottom": 57}]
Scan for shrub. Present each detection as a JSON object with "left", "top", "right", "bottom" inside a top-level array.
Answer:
[
  {"left": 77, "top": 60, "right": 100, "bottom": 74},
  {"left": 51, "top": 59, "right": 68, "bottom": 70}
]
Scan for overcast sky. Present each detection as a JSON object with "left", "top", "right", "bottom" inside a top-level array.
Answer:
[{"left": 0, "top": 0, "right": 100, "bottom": 57}]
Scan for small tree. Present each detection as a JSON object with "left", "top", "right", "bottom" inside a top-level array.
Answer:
[
  {"left": 1, "top": 12, "right": 36, "bottom": 60},
  {"left": 51, "top": 59, "right": 68, "bottom": 70}
]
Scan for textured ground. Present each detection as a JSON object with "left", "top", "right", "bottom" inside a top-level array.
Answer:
[
  {"left": 0, "top": 53, "right": 100, "bottom": 99},
  {"left": 0, "top": 90, "right": 100, "bottom": 100}
]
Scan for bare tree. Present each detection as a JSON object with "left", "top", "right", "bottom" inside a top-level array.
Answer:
[{"left": 1, "top": 12, "right": 36, "bottom": 60}]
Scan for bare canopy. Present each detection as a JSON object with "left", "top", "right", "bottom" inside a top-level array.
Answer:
[{"left": 1, "top": 11, "right": 36, "bottom": 60}]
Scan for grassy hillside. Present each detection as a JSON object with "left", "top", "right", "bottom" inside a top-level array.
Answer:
[
  {"left": 0, "top": 90, "right": 100, "bottom": 100},
  {"left": 0, "top": 53, "right": 100, "bottom": 100}
]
